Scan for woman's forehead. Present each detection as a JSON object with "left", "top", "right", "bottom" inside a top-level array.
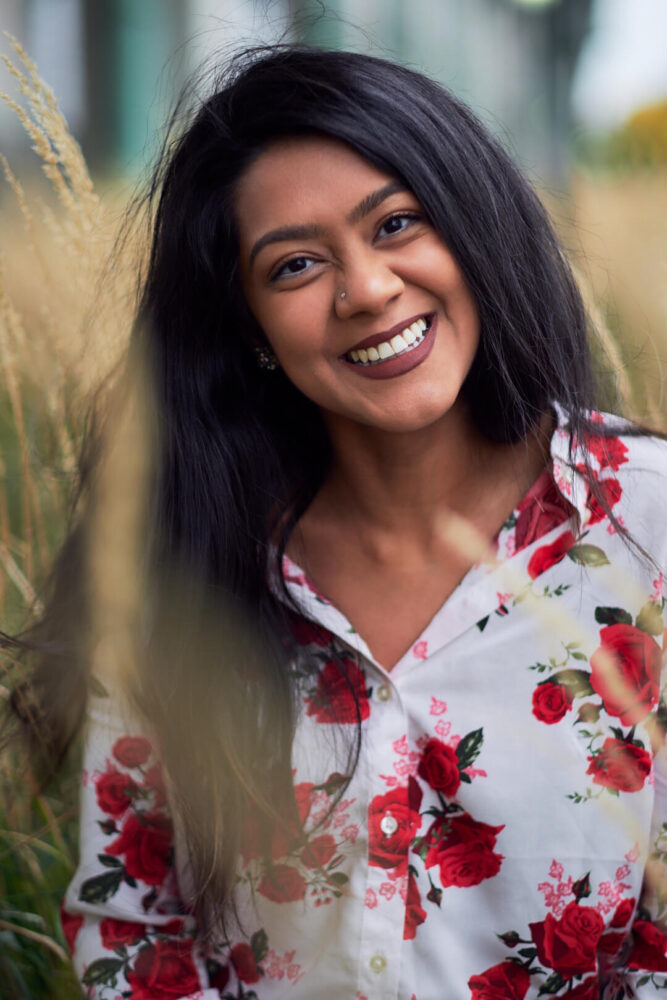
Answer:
[{"left": 234, "top": 136, "right": 401, "bottom": 247}]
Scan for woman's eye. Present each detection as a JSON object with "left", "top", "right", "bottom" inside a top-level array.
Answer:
[
  {"left": 271, "top": 256, "right": 315, "bottom": 281},
  {"left": 377, "top": 213, "right": 421, "bottom": 238}
]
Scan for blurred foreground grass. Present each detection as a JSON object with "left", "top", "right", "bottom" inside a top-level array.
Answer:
[
  {"left": 0, "top": 38, "right": 665, "bottom": 999},
  {"left": 0, "top": 40, "right": 136, "bottom": 998}
]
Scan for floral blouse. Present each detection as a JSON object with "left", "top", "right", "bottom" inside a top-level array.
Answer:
[{"left": 63, "top": 410, "right": 667, "bottom": 1000}]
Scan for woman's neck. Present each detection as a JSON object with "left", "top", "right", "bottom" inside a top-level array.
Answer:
[{"left": 301, "top": 403, "right": 553, "bottom": 564}]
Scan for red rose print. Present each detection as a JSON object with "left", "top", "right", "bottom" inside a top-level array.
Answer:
[
  {"left": 421, "top": 813, "right": 504, "bottom": 889},
  {"left": 100, "top": 918, "right": 145, "bottom": 949},
  {"left": 144, "top": 762, "right": 167, "bottom": 808},
  {"left": 289, "top": 615, "right": 330, "bottom": 648},
  {"left": 112, "top": 736, "right": 152, "bottom": 769},
  {"left": 586, "top": 738, "right": 652, "bottom": 793},
  {"left": 126, "top": 939, "right": 200, "bottom": 999},
  {"left": 368, "top": 778, "right": 423, "bottom": 870},
  {"left": 403, "top": 871, "right": 427, "bottom": 941},
  {"left": 208, "top": 961, "right": 230, "bottom": 992},
  {"left": 257, "top": 864, "right": 307, "bottom": 903},
  {"left": 305, "top": 659, "right": 370, "bottom": 724},
  {"left": 293, "top": 780, "right": 316, "bottom": 825},
  {"left": 598, "top": 931, "right": 625, "bottom": 955},
  {"left": 515, "top": 471, "right": 572, "bottom": 553},
  {"left": 300, "top": 834, "right": 337, "bottom": 869},
  {"left": 590, "top": 624, "right": 661, "bottom": 725},
  {"left": 241, "top": 780, "right": 317, "bottom": 865},
  {"left": 437, "top": 839, "right": 504, "bottom": 888},
  {"left": 468, "top": 960, "right": 530, "bottom": 1000},
  {"left": 610, "top": 897, "right": 636, "bottom": 928},
  {"left": 271, "top": 780, "right": 318, "bottom": 859},
  {"left": 561, "top": 977, "right": 599, "bottom": 999},
  {"left": 95, "top": 767, "right": 138, "bottom": 817},
  {"left": 230, "top": 942, "right": 261, "bottom": 984},
  {"left": 529, "top": 901, "right": 604, "bottom": 977},
  {"left": 584, "top": 432, "right": 628, "bottom": 471},
  {"left": 527, "top": 530, "right": 576, "bottom": 580},
  {"left": 105, "top": 810, "right": 172, "bottom": 885},
  {"left": 417, "top": 738, "right": 461, "bottom": 796},
  {"left": 160, "top": 919, "right": 184, "bottom": 935},
  {"left": 532, "top": 681, "right": 574, "bottom": 724},
  {"left": 60, "top": 907, "right": 83, "bottom": 954},
  {"left": 422, "top": 812, "right": 503, "bottom": 861},
  {"left": 586, "top": 477, "right": 622, "bottom": 525},
  {"left": 626, "top": 920, "right": 667, "bottom": 972}
]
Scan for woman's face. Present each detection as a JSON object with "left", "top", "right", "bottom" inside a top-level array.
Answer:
[{"left": 236, "top": 136, "right": 480, "bottom": 435}]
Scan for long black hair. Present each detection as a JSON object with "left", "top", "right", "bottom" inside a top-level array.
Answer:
[{"left": 9, "top": 46, "right": 608, "bottom": 934}]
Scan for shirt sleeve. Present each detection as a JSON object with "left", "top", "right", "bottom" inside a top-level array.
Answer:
[
  {"left": 62, "top": 682, "right": 224, "bottom": 999},
  {"left": 607, "top": 642, "right": 667, "bottom": 997}
]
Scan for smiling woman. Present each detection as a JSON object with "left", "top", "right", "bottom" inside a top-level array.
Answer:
[
  {"left": 10, "top": 46, "right": 667, "bottom": 999},
  {"left": 237, "top": 135, "right": 480, "bottom": 435}
]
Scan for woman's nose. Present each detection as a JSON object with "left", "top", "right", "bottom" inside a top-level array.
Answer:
[{"left": 334, "top": 249, "right": 404, "bottom": 317}]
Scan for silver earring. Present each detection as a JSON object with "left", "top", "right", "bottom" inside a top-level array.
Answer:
[
  {"left": 339, "top": 291, "right": 346, "bottom": 300},
  {"left": 254, "top": 346, "right": 279, "bottom": 371}
]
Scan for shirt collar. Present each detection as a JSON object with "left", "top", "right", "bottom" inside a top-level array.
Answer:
[{"left": 275, "top": 406, "right": 596, "bottom": 664}]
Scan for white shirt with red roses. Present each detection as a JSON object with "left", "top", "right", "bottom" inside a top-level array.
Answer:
[{"left": 63, "top": 410, "right": 667, "bottom": 999}]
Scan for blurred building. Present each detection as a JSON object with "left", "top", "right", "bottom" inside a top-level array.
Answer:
[{"left": 0, "top": 0, "right": 591, "bottom": 182}]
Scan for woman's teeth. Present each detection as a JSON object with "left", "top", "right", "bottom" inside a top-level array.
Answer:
[{"left": 347, "top": 317, "right": 430, "bottom": 365}]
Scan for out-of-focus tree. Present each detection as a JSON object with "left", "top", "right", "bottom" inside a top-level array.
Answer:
[{"left": 288, "top": 0, "right": 593, "bottom": 184}]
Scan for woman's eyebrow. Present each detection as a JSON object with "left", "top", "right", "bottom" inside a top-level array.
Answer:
[
  {"left": 249, "top": 224, "right": 326, "bottom": 267},
  {"left": 248, "top": 181, "right": 408, "bottom": 267},
  {"left": 346, "top": 180, "right": 407, "bottom": 225}
]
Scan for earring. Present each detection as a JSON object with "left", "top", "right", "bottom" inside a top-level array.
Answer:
[
  {"left": 339, "top": 291, "right": 346, "bottom": 300},
  {"left": 253, "top": 346, "right": 279, "bottom": 371}
]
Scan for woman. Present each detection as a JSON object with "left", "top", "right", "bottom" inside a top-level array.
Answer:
[{"left": 22, "top": 47, "right": 667, "bottom": 997}]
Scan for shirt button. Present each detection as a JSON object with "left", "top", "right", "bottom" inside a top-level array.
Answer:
[
  {"left": 380, "top": 812, "right": 398, "bottom": 836},
  {"left": 369, "top": 954, "right": 386, "bottom": 974},
  {"left": 376, "top": 684, "right": 392, "bottom": 701}
]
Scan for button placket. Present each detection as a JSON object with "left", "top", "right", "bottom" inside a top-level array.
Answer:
[
  {"left": 369, "top": 953, "right": 387, "bottom": 974},
  {"left": 356, "top": 672, "right": 406, "bottom": 999},
  {"left": 380, "top": 812, "right": 398, "bottom": 837}
]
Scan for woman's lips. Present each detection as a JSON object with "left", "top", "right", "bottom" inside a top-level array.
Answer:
[
  {"left": 340, "top": 314, "right": 437, "bottom": 380},
  {"left": 345, "top": 312, "right": 432, "bottom": 353}
]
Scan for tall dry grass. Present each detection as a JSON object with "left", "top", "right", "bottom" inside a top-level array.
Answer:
[
  {"left": 0, "top": 37, "right": 139, "bottom": 999},
  {"left": 570, "top": 169, "right": 667, "bottom": 423},
  {"left": 0, "top": 36, "right": 665, "bottom": 1000}
]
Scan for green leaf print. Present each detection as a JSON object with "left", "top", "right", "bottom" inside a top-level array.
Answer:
[
  {"left": 549, "top": 669, "right": 594, "bottom": 698},
  {"left": 82, "top": 957, "right": 123, "bottom": 986},
  {"left": 538, "top": 971, "right": 566, "bottom": 994},
  {"left": 455, "top": 728, "right": 484, "bottom": 771},
  {"left": 568, "top": 544, "right": 610, "bottom": 567},
  {"left": 594, "top": 606, "right": 633, "bottom": 626},
  {"left": 79, "top": 868, "right": 123, "bottom": 904},
  {"left": 251, "top": 928, "right": 269, "bottom": 963},
  {"left": 636, "top": 600, "right": 665, "bottom": 636}
]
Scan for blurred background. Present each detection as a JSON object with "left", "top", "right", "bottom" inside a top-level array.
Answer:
[
  {"left": 0, "top": 1, "right": 665, "bottom": 997},
  {"left": 2, "top": 0, "right": 666, "bottom": 397}
]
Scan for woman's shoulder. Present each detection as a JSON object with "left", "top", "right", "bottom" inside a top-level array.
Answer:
[
  {"left": 552, "top": 408, "right": 667, "bottom": 562},
  {"left": 569, "top": 408, "right": 667, "bottom": 478},
  {"left": 595, "top": 412, "right": 667, "bottom": 478},
  {"left": 585, "top": 412, "right": 667, "bottom": 560}
]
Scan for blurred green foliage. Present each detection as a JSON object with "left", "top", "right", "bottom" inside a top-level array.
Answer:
[{"left": 0, "top": 757, "right": 82, "bottom": 999}]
